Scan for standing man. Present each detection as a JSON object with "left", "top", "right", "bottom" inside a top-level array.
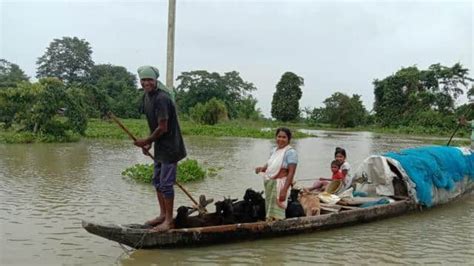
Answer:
[{"left": 134, "top": 65, "right": 187, "bottom": 232}]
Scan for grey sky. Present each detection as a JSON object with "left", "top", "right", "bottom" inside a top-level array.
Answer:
[{"left": 1, "top": 0, "right": 472, "bottom": 116}]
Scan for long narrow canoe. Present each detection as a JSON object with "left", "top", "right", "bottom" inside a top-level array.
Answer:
[
  {"left": 82, "top": 199, "right": 417, "bottom": 249},
  {"left": 83, "top": 146, "right": 474, "bottom": 249}
]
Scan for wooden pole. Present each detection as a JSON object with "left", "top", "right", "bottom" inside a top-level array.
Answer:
[
  {"left": 447, "top": 101, "right": 473, "bottom": 146},
  {"left": 166, "top": 0, "right": 176, "bottom": 88}
]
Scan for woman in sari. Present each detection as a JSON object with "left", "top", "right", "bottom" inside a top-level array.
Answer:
[{"left": 255, "top": 127, "right": 298, "bottom": 221}]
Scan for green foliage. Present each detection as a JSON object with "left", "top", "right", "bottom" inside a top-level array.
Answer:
[
  {"left": 0, "top": 78, "right": 88, "bottom": 140},
  {"left": 64, "top": 87, "right": 88, "bottom": 134},
  {"left": 455, "top": 103, "right": 474, "bottom": 121},
  {"left": 86, "top": 64, "right": 141, "bottom": 118},
  {"left": 36, "top": 37, "right": 94, "bottom": 84},
  {"left": 82, "top": 84, "right": 110, "bottom": 118},
  {"left": 122, "top": 163, "right": 154, "bottom": 183},
  {"left": 85, "top": 118, "right": 148, "bottom": 139},
  {"left": 189, "top": 98, "right": 228, "bottom": 125},
  {"left": 235, "top": 96, "right": 263, "bottom": 120},
  {"left": 121, "top": 159, "right": 207, "bottom": 184},
  {"left": 373, "top": 63, "right": 473, "bottom": 127},
  {"left": 0, "top": 131, "right": 36, "bottom": 143},
  {"left": 0, "top": 59, "right": 29, "bottom": 88},
  {"left": 303, "top": 107, "right": 325, "bottom": 127},
  {"left": 468, "top": 85, "right": 474, "bottom": 98},
  {"left": 271, "top": 72, "right": 304, "bottom": 122},
  {"left": 0, "top": 129, "right": 80, "bottom": 143},
  {"left": 176, "top": 70, "right": 258, "bottom": 119},
  {"left": 84, "top": 118, "right": 314, "bottom": 139},
  {"left": 0, "top": 81, "right": 38, "bottom": 128},
  {"left": 177, "top": 159, "right": 206, "bottom": 182},
  {"left": 315, "top": 92, "right": 369, "bottom": 128}
]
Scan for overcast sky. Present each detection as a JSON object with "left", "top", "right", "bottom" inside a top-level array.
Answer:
[{"left": 1, "top": 0, "right": 472, "bottom": 116}]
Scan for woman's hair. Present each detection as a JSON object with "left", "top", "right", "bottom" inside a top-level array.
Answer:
[
  {"left": 275, "top": 127, "right": 292, "bottom": 143},
  {"left": 331, "top": 160, "right": 341, "bottom": 168},
  {"left": 335, "top": 147, "right": 347, "bottom": 158}
]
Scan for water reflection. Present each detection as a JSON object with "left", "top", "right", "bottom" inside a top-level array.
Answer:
[{"left": 0, "top": 132, "right": 472, "bottom": 265}]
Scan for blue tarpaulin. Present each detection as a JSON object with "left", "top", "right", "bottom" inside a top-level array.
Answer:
[{"left": 385, "top": 146, "right": 474, "bottom": 207}]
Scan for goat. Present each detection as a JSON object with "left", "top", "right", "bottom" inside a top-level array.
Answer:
[
  {"left": 298, "top": 191, "right": 321, "bottom": 216},
  {"left": 215, "top": 197, "right": 237, "bottom": 225},
  {"left": 232, "top": 199, "right": 254, "bottom": 223},
  {"left": 285, "top": 188, "right": 305, "bottom": 218},
  {"left": 174, "top": 206, "right": 205, "bottom": 229},
  {"left": 243, "top": 188, "right": 266, "bottom": 221},
  {"left": 175, "top": 206, "right": 227, "bottom": 229}
]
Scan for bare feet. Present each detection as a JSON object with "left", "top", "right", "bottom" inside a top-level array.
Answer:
[
  {"left": 150, "top": 221, "right": 174, "bottom": 232},
  {"left": 145, "top": 216, "right": 165, "bottom": 227}
]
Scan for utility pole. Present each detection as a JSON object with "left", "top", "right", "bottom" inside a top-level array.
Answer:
[{"left": 166, "top": 0, "right": 176, "bottom": 88}]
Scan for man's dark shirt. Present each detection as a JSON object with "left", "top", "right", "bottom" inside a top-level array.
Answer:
[{"left": 143, "top": 89, "right": 186, "bottom": 163}]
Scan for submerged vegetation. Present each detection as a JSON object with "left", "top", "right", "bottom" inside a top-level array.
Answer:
[{"left": 122, "top": 159, "right": 207, "bottom": 183}]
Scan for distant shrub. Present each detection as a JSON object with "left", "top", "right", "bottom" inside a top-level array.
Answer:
[{"left": 189, "top": 98, "right": 228, "bottom": 125}]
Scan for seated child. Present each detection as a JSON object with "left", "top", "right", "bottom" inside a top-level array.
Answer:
[
  {"left": 335, "top": 147, "right": 353, "bottom": 190},
  {"left": 307, "top": 160, "right": 342, "bottom": 192}
]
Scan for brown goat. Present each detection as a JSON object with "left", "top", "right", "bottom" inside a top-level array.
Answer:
[{"left": 298, "top": 191, "right": 321, "bottom": 216}]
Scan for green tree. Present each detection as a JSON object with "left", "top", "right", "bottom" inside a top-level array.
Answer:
[
  {"left": 0, "top": 78, "right": 88, "bottom": 135},
  {"left": 373, "top": 63, "right": 473, "bottom": 126},
  {"left": 468, "top": 85, "right": 474, "bottom": 99},
  {"left": 0, "top": 59, "right": 29, "bottom": 88},
  {"left": 36, "top": 37, "right": 94, "bottom": 84},
  {"left": 301, "top": 106, "right": 326, "bottom": 126},
  {"left": 176, "top": 70, "right": 257, "bottom": 119},
  {"left": 189, "top": 98, "right": 228, "bottom": 125},
  {"left": 87, "top": 64, "right": 140, "bottom": 118},
  {"left": 235, "top": 95, "right": 262, "bottom": 120},
  {"left": 271, "top": 72, "right": 303, "bottom": 121},
  {"left": 321, "top": 92, "right": 368, "bottom": 127}
]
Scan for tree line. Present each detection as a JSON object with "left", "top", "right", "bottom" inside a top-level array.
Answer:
[{"left": 1, "top": 36, "right": 473, "bottom": 140}]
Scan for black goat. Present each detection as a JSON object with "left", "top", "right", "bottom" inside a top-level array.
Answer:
[
  {"left": 215, "top": 197, "right": 237, "bottom": 225},
  {"left": 175, "top": 205, "right": 226, "bottom": 229},
  {"left": 285, "top": 188, "right": 305, "bottom": 218},
  {"left": 174, "top": 206, "right": 204, "bottom": 229},
  {"left": 243, "top": 188, "right": 266, "bottom": 221},
  {"left": 232, "top": 199, "right": 254, "bottom": 223}
]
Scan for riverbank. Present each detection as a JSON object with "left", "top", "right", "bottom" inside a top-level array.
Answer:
[
  {"left": 0, "top": 118, "right": 470, "bottom": 145},
  {"left": 84, "top": 118, "right": 314, "bottom": 139}
]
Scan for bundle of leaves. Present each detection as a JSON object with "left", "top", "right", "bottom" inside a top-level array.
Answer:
[{"left": 122, "top": 159, "right": 207, "bottom": 183}]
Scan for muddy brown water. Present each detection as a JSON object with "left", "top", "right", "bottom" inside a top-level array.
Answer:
[{"left": 1, "top": 131, "right": 473, "bottom": 265}]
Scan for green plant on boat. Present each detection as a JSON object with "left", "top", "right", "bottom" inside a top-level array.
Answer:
[{"left": 122, "top": 159, "right": 208, "bottom": 183}]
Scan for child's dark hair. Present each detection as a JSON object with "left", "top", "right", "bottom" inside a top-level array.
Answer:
[
  {"left": 331, "top": 160, "right": 341, "bottom": 168},
  {"left": 275, "top": 127, "right": 292, "bottom": 143},
  {"left": 335, "top": 147, "right": 346, "bottom": 158}
]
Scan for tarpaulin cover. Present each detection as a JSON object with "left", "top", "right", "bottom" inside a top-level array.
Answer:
[{"left": 384, "top": 146, "right": 474, "bottom": 206}]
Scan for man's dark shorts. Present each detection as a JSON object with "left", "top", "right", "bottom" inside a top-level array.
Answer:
[{"left": 152, "top": 161, "right": 177, "bottom": 199}]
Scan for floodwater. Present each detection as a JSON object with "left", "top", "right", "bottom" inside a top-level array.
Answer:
[{"left": 1, "top": 131, "right": 473, "bottom": 265}]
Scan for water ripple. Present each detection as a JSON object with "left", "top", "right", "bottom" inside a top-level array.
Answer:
[{"left": 1, "top": 136, "right": 473, "bottom": 265}]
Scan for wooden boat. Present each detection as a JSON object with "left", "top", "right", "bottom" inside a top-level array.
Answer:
[
  {"left": 82, "top": 197, "right": 417, "bottom": 249},
  {"left": 83, "top": 146, "right": 474, "bottom": 249}
]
